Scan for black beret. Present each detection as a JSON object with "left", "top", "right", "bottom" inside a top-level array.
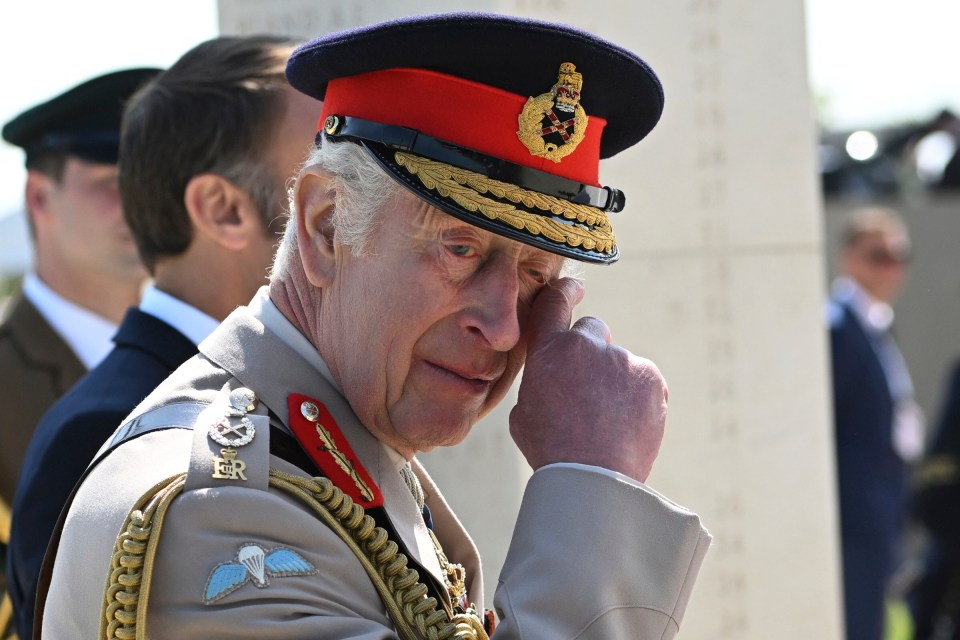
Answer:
[
  {"left": 287, "top": 13, "right": 664, "bottom": 264},
  {"left": 2, "top": 67, "right": 160, "bottom": 165}
]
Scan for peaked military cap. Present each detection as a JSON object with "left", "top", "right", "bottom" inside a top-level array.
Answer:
[
  {"left": 2, "top": 67, "right": 160, "bottom": 165},
  {"left": 287, "top": 12, "right": 663, "bottom": 264}
]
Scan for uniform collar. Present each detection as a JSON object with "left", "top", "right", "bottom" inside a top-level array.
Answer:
[
  {"left": 248, "top": 286, "right": 410, "bottom": 475},
  {"left": 247, "top": 286, "right": 342, "bottom": 394}
]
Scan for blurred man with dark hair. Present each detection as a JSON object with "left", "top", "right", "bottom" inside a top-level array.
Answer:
[
  {"left": 828, "top": 206, "right": 924, "bottom": 640},
  {"left": 7, "top": 35, "right": 321, "bottom": 639}
]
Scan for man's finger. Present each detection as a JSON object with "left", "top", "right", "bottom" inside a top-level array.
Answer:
[
  {"left": 526, "top": 277, "right": 585, "bottom": 349},
  {"left": 571, "top": 316, "right": 612, "bottom": 344}
]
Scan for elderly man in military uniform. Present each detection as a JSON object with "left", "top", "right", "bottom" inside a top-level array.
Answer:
[{"left": 40, "top": 14, "right": 711, "bottom": 639}]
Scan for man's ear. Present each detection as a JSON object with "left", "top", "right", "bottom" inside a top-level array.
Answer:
[
  {"left": 293, "top": 167, "right": 338, "bottom": 288},
  {"left": 24, "top": 170, "right": 55, "bottom": 226},
  {"left": 183, "top": 173, "right": 263, "bottom": 251}
]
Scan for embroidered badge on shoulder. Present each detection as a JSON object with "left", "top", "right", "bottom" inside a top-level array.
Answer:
[
  {"left": 517, "top": 62, "right": 589, "bottom": 163},
  {"left": 203, "top": 543, "right": 317, "bottom": 604},
  {"left": 287, "top": 393, "right": 384, "bottom": 508}
]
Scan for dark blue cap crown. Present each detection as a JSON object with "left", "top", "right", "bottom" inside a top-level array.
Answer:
[{"left": 287, "top": 12, "right": 663, "bottom": 159}]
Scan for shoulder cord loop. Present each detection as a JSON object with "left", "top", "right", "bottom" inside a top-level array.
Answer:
[{"left": 99, "top": 470, "right": 489, "bottom": 640}]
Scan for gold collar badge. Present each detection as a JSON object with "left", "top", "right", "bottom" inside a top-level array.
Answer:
[{"left": 517, "top": 62, "right": 589, "bottom": 162}]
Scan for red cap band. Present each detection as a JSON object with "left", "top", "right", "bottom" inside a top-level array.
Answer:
[{"left": 320, "top": 68, "right": 606, "bottom": 186}]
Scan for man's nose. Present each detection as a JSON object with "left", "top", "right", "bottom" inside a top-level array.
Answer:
[{"left": 460, "top": 256, "right": 522, "bottom": 351}]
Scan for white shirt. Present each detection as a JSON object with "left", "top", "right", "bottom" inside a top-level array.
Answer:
[
  {"left": 22, "top": 273, "right": 118, "bottom": 370},
  {"left": 139, "top": 285, "right": 219, "bottom": 347}
]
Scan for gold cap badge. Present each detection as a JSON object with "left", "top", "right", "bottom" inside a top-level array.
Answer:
[{"left": 517, "top": 62, "right": 589, "bottom": 163}]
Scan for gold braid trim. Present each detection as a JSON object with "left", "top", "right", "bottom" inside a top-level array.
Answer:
[
  {"left": 100, "top": 471, "right": 489, "bottom": 640},
  {"left": 101, "top": 474, "right": 185, "bottom": 640},
  {"left": 394, "top": 151, "right": 616, "bottom": 254}
]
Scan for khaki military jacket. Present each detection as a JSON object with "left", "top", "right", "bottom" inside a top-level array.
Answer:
[
  {"left": 43, "top": 292, "right": 710, "bottom": 639},
  {"left": 0, "top": 293, "right": 85, "bottom": 504}
]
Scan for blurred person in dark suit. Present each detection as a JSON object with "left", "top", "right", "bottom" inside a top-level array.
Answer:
[
  {"left": 6, "top": 36, "right": 321, "bottom": 640},
  {"left": 828, "top": 206, "right": 924, "bottom": 640}
]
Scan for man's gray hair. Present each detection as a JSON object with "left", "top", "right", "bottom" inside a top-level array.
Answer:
[{"left": 272, "top": 141, "right": 402, "bottom": 280}]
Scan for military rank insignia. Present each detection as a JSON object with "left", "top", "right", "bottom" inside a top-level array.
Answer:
[
  {"left": 209, "top": 387, "right": 258, "bottom": 481},
  {"left": 288, "top": 393, "right": 384, "bottom": 508},
  {"left": 517, "top": 62, "right": 589, "bottom": 162}
]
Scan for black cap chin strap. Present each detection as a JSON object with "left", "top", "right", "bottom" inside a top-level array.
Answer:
[{"left": 318, "top": 115, "right": 626, "bottom": 213}]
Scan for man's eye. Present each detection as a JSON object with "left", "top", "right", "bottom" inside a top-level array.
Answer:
[
  {"left": 525, "top": 267, "right": 548, "bottom": 285},
  {"left": 447, "top": 244, "right": 475, "bottom": 257}
]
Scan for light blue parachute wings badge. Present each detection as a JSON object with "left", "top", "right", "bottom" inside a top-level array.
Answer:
[{"left": 203, "top": 543, "right": 317, "bottom": 604}]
